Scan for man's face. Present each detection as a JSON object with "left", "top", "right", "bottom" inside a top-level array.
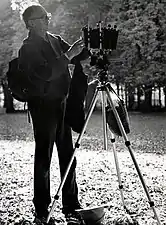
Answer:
[{"left": 27, "top": 14, "right": 50, "bottom": 33}]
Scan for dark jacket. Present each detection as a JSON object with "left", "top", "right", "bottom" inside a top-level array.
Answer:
[
  {"left": 18, "top": 31, "right": 71, "bottom": 100},
  {"left": 65, "top": 62, "right": 88, "bottom": 133},
  {"left": 66, "top": 48, "right": 89, "bottom": 133},
  {"left": 19, "top": 31, "right": 89, "bottom": 133}
]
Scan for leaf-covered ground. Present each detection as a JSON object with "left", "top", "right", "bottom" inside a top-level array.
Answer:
[{"left": 0, "top": 112, "right": 165, "bottom": 225}]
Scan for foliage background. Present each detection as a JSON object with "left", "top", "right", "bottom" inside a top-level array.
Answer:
[
  {"left": 0, "top": 0, "right": 166, "bottom": 82},
  {"left": 0, "top": 0, "right": 166, "bottom": 111}
]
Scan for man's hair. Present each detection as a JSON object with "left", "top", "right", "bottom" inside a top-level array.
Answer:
[{"left": 22, "top": 4, "right": 48, "bottom": 27}]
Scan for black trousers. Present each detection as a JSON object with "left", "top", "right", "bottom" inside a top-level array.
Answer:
[{"left": 28, "top": 98, "right": 79, "bottom": 217}]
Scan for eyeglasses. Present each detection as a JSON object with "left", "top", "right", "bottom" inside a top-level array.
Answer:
[{"left": 29, "top": 13, "right": 52, "bottom": 22}]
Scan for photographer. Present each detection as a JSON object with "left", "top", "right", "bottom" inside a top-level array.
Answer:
[{"left": 19, "top": 4, "right": 87, "bottom": 225}]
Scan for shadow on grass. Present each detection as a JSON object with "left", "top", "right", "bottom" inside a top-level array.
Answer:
[{"left": 0, "top": 111, "right": 166, "bottom": 154}]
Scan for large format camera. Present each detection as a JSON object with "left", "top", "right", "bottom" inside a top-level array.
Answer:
[{"left": 82, "top": 21, "right": 119, "bottom": 70}]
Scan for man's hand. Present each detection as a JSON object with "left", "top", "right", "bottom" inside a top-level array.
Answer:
[{"left": 65, "top": 38, "right": 84, "bottom": 60}]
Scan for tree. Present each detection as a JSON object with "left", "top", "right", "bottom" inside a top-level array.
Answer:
[
  {"left": 0, "top": 0, "right": 165, "bottom": 112},
  {"left": 115, "top": 0, "right": 166, "bottom": 110},
  {"left": 0, "top": 0, "right": 39, "bottom": 111},
  {"left": 0, "top": 1, "right": 15, "bottom": 110}
]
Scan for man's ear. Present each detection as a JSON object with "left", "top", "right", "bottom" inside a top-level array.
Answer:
[{"left": 26, "top": 20, "right": 35, "bottom": 29}]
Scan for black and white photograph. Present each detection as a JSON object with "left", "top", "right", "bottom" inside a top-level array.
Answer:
[{"left": 0, "top": 0, "right": 165, "bottom": 224}]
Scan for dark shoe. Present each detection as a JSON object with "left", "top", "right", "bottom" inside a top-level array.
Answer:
[
  {"left": 34, "top": 216, "right": 56, "bottom": 225},
  {"left": 65, "top": 211, "right": 85, "bottom": 225},
  {"left": 62, "top": 201, "right": 82, "bottom": 214}
]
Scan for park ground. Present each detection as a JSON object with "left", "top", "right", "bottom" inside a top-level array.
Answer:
[{"left": 0, "top": 111, "right": 165, "bottom": 225}]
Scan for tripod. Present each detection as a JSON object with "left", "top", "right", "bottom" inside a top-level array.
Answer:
[{"left": 47, "top": 69, "right": 162, "bottom": 225}]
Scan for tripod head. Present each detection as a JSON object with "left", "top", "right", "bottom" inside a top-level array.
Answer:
[
  {"left": 90, "top": 50, "right": 110, "bottom": 70},
  {"left": 97, "top": 68, "right": 109, "bottom": 85}
]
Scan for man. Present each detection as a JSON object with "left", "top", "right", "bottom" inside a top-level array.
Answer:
[{"left": 19, "top": 4, "right": 87, "bottom": 225}]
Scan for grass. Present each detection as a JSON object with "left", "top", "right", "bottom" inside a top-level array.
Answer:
[
  {"left": 0, "top": 111, "right": 166, "bottom": 154},
  {"left": 0, "top": 111, "right": 165, "bottom": 225}
]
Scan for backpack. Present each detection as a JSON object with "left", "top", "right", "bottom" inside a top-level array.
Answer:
[
  {"left": 7, "top": 34, "right": 70, "bottom": 102},
  {"left": 7, "top": 57, "right": 32, "bottom": 102}
]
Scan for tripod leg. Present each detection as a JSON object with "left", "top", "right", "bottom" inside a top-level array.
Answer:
[
  {"left": 46, "top": 86, "right": 100, "bottom": 223},
  {"left": 110, "top": 132, "right": 126, "bottom": 210},
  {"left": 101, "top": 91, "right": 108, "bottom": 150},
  {"left": 105, "top": 85, "right": 162, "bottom": 225}
]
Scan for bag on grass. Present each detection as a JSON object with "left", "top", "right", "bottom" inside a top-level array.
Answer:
[{"left": 106, "top": 92, "right": 130, "bottom": 136}]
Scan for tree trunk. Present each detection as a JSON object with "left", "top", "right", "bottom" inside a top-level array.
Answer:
[
  {"left": 116, "top": 81, "right": 120, "bottom": 96},
  {"left": 141, "top": 86, "right": 152, "bottom": 112},
  {"left": 163, "top": 86, "right": 166, "bottom": 110},
  {"left": 127, "top": 86, "right": 135, "bottom": 110},
  {"left": 137, "top": 86, "right": 141, "bottom": 110},
  {"left": 1, "top": 81, "right": 15, "bottom": 113},
  {"left": 158, "top": 86, "right": 162, "bottom": 108}
]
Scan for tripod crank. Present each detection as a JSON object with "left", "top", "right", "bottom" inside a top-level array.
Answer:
[{"left": 104, "top": 85, "right": 162, "bottom": 225}]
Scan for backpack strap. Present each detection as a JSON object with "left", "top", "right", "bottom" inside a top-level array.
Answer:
[{"left": 46, "top": 32, "right": 63, "bottom": 58}]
